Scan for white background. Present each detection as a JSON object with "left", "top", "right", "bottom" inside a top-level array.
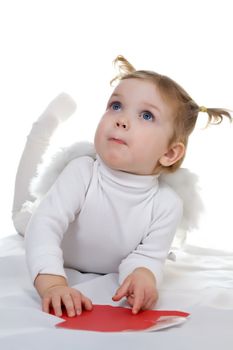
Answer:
[{"left": 0, "top": 0, "right": 232, "bottom": 250}]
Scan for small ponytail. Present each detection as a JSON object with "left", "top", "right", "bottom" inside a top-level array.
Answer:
[
  {"left": 199, "top": 106, "right": 232, "bottom": 126},
  {"left": 111, "top": 55, "right": 136, "bottom": 85}
]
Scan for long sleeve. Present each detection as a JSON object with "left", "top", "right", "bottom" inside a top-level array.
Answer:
[
  {"left": 25, "top": 157, "right": 94, "bottom": 282},
  {"left": 118, "top": 183, "right": 183, "bottom": 287}
]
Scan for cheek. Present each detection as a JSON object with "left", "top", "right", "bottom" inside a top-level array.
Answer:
[
  {"left": 134, "top": 128, "right": 157, "bottom": 149},
  {"left": 94, "top": 120, "right": 107, "bottom": 148},
  {"left": 96, "top": 116, "right": 108, "bottom": 133},
  {"left": 132, "top": 131, "right": 166, "bottom": 160},
  {"left": 94, "top": 124, "right": 101, "bottom": 148}
]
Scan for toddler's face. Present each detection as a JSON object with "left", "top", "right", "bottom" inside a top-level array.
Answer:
[{"left": 94, "top": 78, "right": 174, "bottom": 175}]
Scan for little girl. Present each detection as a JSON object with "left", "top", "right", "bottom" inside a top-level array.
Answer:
[{"left": 12, "top": 56, "right": 231, "bottom": 317}]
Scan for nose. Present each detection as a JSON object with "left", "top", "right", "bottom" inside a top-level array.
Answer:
[{"left": 115, "top": 118, "right": 129, "bottom": 130}]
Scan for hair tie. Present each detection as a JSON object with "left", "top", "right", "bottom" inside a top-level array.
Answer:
[{"left": 199, "top": 106, "right": 208, "bottom": 113}]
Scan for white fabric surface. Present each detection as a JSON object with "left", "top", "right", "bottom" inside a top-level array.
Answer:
[{"left": 1, "top": 234, "right": 233, "bottom": 350}]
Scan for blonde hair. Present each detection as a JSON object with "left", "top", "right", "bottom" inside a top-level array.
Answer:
[{"left": 111, "top": 55, "right": 232, "bottom": 173}]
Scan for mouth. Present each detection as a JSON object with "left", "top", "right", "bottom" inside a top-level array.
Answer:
[{"left": 108, "top": 137, "right": 127, "bottom": 145}]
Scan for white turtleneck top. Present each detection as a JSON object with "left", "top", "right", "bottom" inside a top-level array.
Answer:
[{"left": 25, "top": 156, "right": 183, "bottom": 286}]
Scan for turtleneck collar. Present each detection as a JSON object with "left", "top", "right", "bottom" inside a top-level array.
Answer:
[{"left": 96, "top": 155, "right": 159, "bottom": 190}]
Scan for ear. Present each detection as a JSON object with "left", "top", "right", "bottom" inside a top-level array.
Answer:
[{"left": 159, "top": 142, "right": 185, "bottom": 167}]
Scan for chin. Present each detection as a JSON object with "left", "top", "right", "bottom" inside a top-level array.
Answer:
[
  {"left": 100, "top": 154, "right": 125, "bottom": 171},
  {"left": 105, "top": 158, "right": 123, "bottom": 171}
]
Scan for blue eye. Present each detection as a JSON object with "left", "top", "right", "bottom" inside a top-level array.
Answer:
[
  {"left": 111, "top": 102, "right": 121, "bottom": 111},
  {"left": 141, "top": 111, "right": 154, "bottom": 121}
]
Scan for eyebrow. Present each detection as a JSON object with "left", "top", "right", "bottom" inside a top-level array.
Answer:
[
  {"left": 110, "top": 93, "right": 121, "bottom": 98},
  {"left": 110, "top": 93, "right": 161, "bottom": 114},
  {"left": 143, "top": 102, "right": 161, "bottom": 114}
]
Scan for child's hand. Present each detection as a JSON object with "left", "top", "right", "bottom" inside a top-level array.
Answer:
[
  {"left": 42, "top": 285, "right": 93, "bottom": 317},
  {"left": 112, "top": 267, "right": 158, "bottom": 314},
  {"left": 35, "top": 274, "right": 92, "bottom": 317}
]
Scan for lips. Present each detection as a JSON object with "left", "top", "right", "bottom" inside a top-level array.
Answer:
[{"left": 109, "top": 137, "right": 127, "bottom": 145}]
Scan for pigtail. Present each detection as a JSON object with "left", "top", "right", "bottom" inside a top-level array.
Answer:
[
  {"left": 110, "top": 55, "right": 136, "bottom": 85},
  {"left": 199, "top": 106, "right": 232, "bottom": 126}
]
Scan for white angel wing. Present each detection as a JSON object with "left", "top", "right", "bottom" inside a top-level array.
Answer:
[
  {"left": 160, "top": 169, "right": 204, "bottom": 247},
  {"left": 161, "top": 169, "right": 204, "bottom": 232},
  {"left": 29, "top": 142, "right": 96, "bottom": 200}
]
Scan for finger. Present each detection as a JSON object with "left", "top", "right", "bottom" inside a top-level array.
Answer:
[
  {"left": 61, "top": 294, "right": 76, "bottom": 317},
  {"left": 42, "top": 296, "right": 51, "bottom": 314},
  {"left": 51, "top": 295, "right": 63, "bottom": 317},
  {"left": 72, "top": 292, "right": 82, "bottom": 315},
  {"left": 81, "top": 295, "right": 93, "bottom": 311},
  {"left": 126, "top": 294, "right": 135, "bottom": 307},
  {"left": 112, "top": 279, "right": 131, "bottom": 301},
  {"left": 132, "top": 289, "right": 145, "bottom": 314},
  {"left": 142, "top": 297, "right": 156, "bottom": 310},
  {"left": 143, "top": 293, "right": 158, "bottom": 310}
]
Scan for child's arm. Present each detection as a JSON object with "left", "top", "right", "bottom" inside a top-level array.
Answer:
[
  {"left": 25, "top": 157, "right": 94, "bottom": 316},
  {"left": 112, "top": 267, "right": 158, "bottom": 314},
  {"left": 114, "top": 185, "right": 183, "bottom": 312},
  {"left": 35, "top": 274, "right": 92, "bottom": 317}
]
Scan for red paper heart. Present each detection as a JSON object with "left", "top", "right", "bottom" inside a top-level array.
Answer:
[{"left": 52, "top": 304, "right": 189, "bottom": 332}]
